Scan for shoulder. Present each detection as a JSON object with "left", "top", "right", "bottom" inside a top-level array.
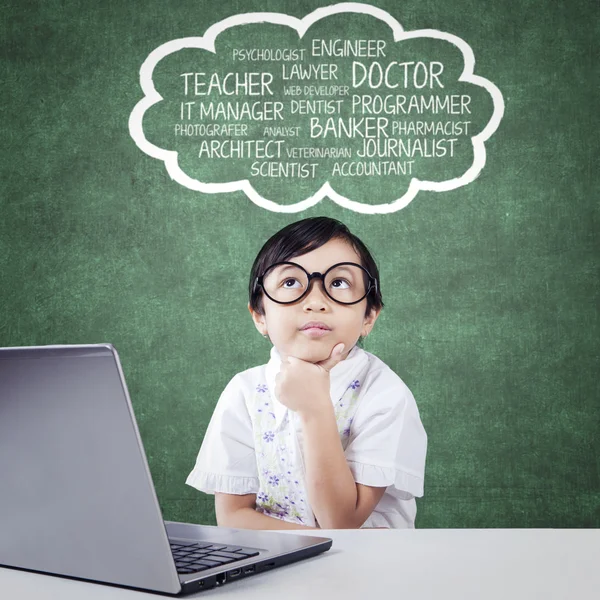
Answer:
[
  {"left": 348, "top": 349, "right": 420, "bottom": 425},
  {"left": 222, "top": 362, "right": 269, "bottom": 398},
  {"left": 359, "top": 350, "right": 415, "bottom": 406},
  {"left": 209, "top": 362, "right": 270, "bottom": 422}
]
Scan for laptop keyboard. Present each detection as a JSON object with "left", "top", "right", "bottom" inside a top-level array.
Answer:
[{"left": 170, "top": 541, "right": 260, "bottom": 574}]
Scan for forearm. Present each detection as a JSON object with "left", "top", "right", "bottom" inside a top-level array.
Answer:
[
  {"left": 218, "top": 507, "right": 318, "bottom": 531},
  {"left": 299, "top": 404, "right": 359, "bottom": 529}
]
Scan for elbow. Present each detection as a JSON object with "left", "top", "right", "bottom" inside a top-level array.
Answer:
[
  {"left": 216, "top": 512, "right": 231, "bottom": 527},
  {"left": 316, "top": 510, "right": 363, "bottom": 530},
  {"left": 312, "top": 488, "right": 363, "bottom": 529},
  {"left": 214, "top": 492, "right": 257, "bottom": 529},
  {"left": 216, "top": 507, "right": 241, "bottom": 528}
]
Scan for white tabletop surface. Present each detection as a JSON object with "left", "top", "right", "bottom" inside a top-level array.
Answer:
[{"left": 1, "top": 528, "right": 598, "bottom": 600}]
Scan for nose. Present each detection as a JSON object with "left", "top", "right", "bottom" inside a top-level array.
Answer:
[{"left": 302, "top": 279, "right": 330, "bottom": 311}]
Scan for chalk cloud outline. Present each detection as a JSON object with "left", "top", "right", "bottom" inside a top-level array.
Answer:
[{"left": 129, "top": 2, "right": 504, "bottom": 214}]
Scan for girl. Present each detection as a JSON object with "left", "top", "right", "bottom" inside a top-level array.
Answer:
[{"left": 186, "top": 217, "right": 427, "bottom": 529}]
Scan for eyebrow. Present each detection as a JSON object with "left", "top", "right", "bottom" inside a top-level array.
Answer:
[
  {"left": 275, "top": 265, "right": 299, "bottom": 274},
  {"left": 272, "top": 263, "right": 359, "bottom": 275},
  {"left": 328, "top": 266, "right": 356, "bottom": 276}
]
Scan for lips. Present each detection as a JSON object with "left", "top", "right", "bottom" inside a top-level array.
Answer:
[{"left": 300, "top": 321, "right": 332, "bottom": 331}]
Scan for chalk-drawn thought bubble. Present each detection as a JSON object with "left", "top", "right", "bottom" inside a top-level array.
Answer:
[{"left": 129, "top": 3, "right": 504, "bottom": 213}]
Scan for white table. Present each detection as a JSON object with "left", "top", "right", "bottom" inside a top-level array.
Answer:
[{"left": 1, "top": 529, "right": 598, "bottom": 599}]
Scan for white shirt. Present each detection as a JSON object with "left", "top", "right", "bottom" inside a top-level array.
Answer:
[{"left": 186, "top": 345, "right": 427, "bottom": 528}]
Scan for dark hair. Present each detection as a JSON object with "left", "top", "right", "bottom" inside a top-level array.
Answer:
[{"left": 249, "top": 217, "right": 384, "bottom": 317}]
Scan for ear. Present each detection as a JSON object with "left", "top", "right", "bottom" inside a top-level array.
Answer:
[
  {"left": 361, "top": 307, "right": 380, "bottom": 337},
  {"left": 248, "top": 303, "right": 268, "bottom": 337}
]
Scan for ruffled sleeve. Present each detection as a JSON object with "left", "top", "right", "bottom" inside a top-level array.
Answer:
[
  {"left": 344, "top": 369, "right": 427, "bottom": 499},
  {"left": 186, "top": 375, "right": 260, "bottom": 495}
]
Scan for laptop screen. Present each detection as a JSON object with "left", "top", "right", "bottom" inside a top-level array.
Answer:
[{"left": 0, "top": 345, "right": 180, "bottom": 593}]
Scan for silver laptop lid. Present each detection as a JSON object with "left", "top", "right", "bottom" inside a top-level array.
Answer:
[{"left": 0, "top": 344, "right": 181, "bottom": 594}]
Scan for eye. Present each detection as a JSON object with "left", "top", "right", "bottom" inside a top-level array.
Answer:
[
  {"left": 330, "top": 278, "right": 351, "bottom": 289},
  {"left": 281, "top": 277, "right": 302, "bottom": 289}
]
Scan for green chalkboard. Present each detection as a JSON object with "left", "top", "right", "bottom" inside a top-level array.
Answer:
[{"left": 1, "top": 0, "right": 598, "bottom": 528}]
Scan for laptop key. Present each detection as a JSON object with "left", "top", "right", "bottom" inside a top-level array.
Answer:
[
  {"left": 194, "top": 560, "right": 224, "bottom": 569},
  {"left": 201, "top": 556, "right": 236, "bottom": 565},
  {"left": 198, "top": 556, "right": 231, "bottom": 564},
  {"left": 220, "top": 546, "right": 244, "bottom": 553},
  {"left": 235, "top": 550, "right": 260, "bottom": 558},
  {"left": 209, "top": 551, "right": 252, "bottom": 560},
  {"left": 188, "top": 564, "right": 211, "bottom": 572}
]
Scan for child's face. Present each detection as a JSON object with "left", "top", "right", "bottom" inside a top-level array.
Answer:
[{"left": 249, "top": 238, "right": 380, "bottom": 363}]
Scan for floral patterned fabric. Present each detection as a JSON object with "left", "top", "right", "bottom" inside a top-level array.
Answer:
[
  {"left": 248, "top": 375, "right": 364, "bottom": 527},
  {"left": 186, "top": 345, "right": 427, "bottom": 528}
]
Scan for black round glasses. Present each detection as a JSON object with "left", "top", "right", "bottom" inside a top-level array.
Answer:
[{"left": 254, "top": 261, "right": 378, "bottom": 306}]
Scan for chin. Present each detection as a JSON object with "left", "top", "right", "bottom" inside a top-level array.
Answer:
[{"left": 295, "top": 343, "right": 333, "bottom": 364}]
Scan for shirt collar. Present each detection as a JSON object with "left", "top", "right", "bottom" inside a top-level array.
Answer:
[{"left": 265, "top": 344, "right": 369, "bottom": 428}]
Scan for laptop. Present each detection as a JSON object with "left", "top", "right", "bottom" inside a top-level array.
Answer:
[{"left": 0, "top": 344, "right": 332, "bottom": 595}]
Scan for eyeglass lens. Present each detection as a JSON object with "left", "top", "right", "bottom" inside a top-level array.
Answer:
[{"left": 262, "top": 264, "right": 369, "bottom": 304}]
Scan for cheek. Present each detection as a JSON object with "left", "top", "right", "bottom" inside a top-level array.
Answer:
[
  {"left": 341, "top": 309, "right": 366, "bottom": 330},
  {"left": 265, "top": 310, "right": 293, "bottom": 337}
]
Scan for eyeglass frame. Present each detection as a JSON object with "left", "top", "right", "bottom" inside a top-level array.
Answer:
[{"left": 254, "top": 261, "right": 379, "bottom": 306}]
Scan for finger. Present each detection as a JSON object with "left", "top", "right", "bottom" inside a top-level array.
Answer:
[{"left": 317, "top": 343, "right": 346, "bottom": 372}]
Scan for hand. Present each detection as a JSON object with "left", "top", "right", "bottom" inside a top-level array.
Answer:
[{"left": 274, "top": 343, "right": 346, "bottom": 418}]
